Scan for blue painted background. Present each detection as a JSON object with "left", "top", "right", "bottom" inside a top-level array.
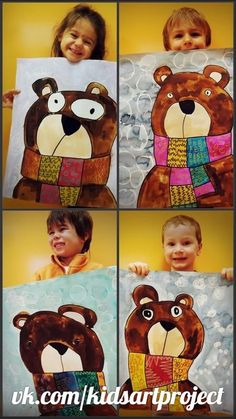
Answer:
[{"left": 3, "top": 268, "right": 117, "bottom": 416}]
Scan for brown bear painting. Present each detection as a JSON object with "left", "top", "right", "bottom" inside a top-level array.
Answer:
[
  {"left": 13, "top": 304, "right": 117, "bottom": 416},
  {"left": 13, "top": 78, "right": 117, "bottom": 208},
  {"left": 138, "top": 65, "right": 233, "bottom": 208},
  {"left": 119, "top": 284, "right": 210, "bottom": 415}
]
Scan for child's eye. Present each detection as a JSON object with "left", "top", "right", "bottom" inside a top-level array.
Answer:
[
  {"left": 84, "top": 39, "right": 93, "bottom": 46},
  {"left": 191, "top": 32, "right": 201, "bottom": 37},
  {"left": 174, "top": 34, "right": 183, "bottom": 39},
  {"left": 183, "top": 241, "right": 191, "bottom": 245},
  {"left": 167, "top": 242, "right": 175, "bottom": 247},
  {"left": 70, "top": 32, "right": 77, "bottom": 38}
]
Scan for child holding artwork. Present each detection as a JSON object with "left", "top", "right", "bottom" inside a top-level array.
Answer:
[
  {"left": 162, "top": 6, "right": 211, "bottom": 51},
  {"left": 3, "top": 3, "right": 106, "bottom": 108},
  {"left": 128, "top": 215, "right": 233, "bottom": 281},
  {"left": 129, "top": 9, "right": 233, "bottom": 279},
  {"left": 34, "top": 209, "right": 102, "bottom": 280}
]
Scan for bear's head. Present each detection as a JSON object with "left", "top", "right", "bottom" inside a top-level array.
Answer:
[
  {"left": 24, "top": 78, "right": 117, "bottom": 158},
  {"left": 151, "top": 65, "right": 233, "bottom": 138},
  {"left": 125, "top": 285, "right": 204, "bottom": 359},
  {"left": 13, "top": 304, "right": 104, "bottom": 373}
]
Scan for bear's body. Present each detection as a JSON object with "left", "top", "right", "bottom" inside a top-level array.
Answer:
[
  {"left": 13, "top": 78, "right": 117, "bottom": 208},
  {"left": 138, "top": 65, "right": 233, "bottom": 208},
  {"left": 13, "top": 304, "right": 117, "bottom": 416},
  {"left": 120, "top": 285, "right": 210, "bottom": 414}
]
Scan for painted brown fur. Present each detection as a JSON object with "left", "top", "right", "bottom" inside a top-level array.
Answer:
[
  {"left": 13, "top": 305, "right": 117, "bottom": 416},
  {"left": 13, "top": 78, "right": 117, "bottom": 208},
  {"left": 138, "top": 65, "right": 233, "bottom": 208},
  {"left": 120, "top": 285, "right": 210, "bottom": 414}
]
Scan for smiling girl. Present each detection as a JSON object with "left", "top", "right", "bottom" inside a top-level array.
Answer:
[
  {"left": 51, "top": 3, "right": 106, "bottom": 62},
  {"left": 3, "top": 4, "right": 106, "bottom": 107}
]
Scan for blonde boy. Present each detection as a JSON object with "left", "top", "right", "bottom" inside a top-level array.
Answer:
[
  {"left": 129, "top": 215, "right": 233, "bottom": 280},
  {"left": 163, "top": 7, "right": 211, "bottom": 51}
]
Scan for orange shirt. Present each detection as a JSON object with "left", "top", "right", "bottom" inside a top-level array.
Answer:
[{"left": 34, "top": 252, "right": 102, "bottom": 281}]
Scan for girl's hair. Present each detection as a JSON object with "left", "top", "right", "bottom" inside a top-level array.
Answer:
[
  {"left": 47, "top": 209, "right": 93, "bottom": 253},
  {"left": 51, "top": 4, "right": 106, "bottom": 59},
  {"left": 162, "top": 215, "right": 202, "bottom": 245},
  {"left": 163, "top": 7, "right": 211, "bottom": 51}
]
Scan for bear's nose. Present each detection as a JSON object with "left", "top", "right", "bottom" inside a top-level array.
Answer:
[
  {"left": 160, "top": 321, "right": 176, "bottom": 332},
  {"left": 62, "top": 115, "right": 81, "bottom": 135},
  {"left": 179, "top": 100, "right": 195, "bottom": 115},
  {"left": 50, "top": 342, "right": 68, "bottom": 355}
]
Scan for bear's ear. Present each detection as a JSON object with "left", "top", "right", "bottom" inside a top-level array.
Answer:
[
  {"left": 32, "top": 77, "right": 58, "bottom": 97},
  {"left": 86, "top": 82, "right": 108, "bottom": 96},
  {"left": 175, "top": 294, "right": 193, "bottom": 309},
  {"left": 203, "top": 65, "right": 230, "bottom": 88},
  {"left": 153, "top": 66, "right": 173, "bottom": 86},
  {"left": 13, "top": 312, "right": 30, "bottom": 329},
  {"left": 133, "top": 284, "right": 159, "bottom": 306},
  {"left": 58, "top": 304, "right": 97, "bottom": 328}
]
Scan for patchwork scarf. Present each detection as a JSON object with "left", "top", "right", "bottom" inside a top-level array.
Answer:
[
  {"left": 33, "top": 370, "right": 106, "bottom": 415},
  {"left": 154, "top": 133, "right": 232, "bottom": 208},
  {"left": 21, "top": 148, "right": 111, "bottom": 206},
  {"left": 129, "top": 352, "right": 193, "bottom": 413}
]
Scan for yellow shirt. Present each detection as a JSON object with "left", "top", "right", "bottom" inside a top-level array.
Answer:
[{"left": 34, "top": 251, "right": 102, "bottom": 281}]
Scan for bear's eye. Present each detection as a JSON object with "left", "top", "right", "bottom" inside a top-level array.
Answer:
[
  {"left": 167, "top": 92, "right": 174, "bottom": 99},
  {"left": 71, "top": 99, "right": 104, "bottom": 120},
  {"left": 171, "top": 306, "right": 182, "bottom": 317},
  {"left": 72, "top": 335, "right": 85, "bottom": 346},
  {"left": 142, "top": 309, "right": 153, "bottom": 320},
  {"left": 204, "top": 89, "right": 212, "bottom": 96},
  {"left": 25, "top": 340, "right": 33, "bottom": 349},
  {"left": 48, "top": 93, "right": 66, "bottom": 112}
]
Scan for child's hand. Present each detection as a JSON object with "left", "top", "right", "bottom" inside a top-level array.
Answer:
[
  {"left": 128, "top": 262, "right": 150, "bottom": 276},
  {"left": 2, "top": 89, "right": 21, "bottom": 108},
  {"left": 221, "top": 267, "right": 233, "bottom": 281}
]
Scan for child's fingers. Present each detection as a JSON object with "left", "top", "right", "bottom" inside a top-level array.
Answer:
[
  {"left": 128, "top": 262, "right": 150, "bottom": 276},
  {"left": 3, "top": 89, "right": 21, "bottom": 108},
  {"left": 128, "top": 263, "right": 138, "bottom": 274},
  {"left": 221, "top": 268, "right": 233, "bottom": 281},
  {"left": 4, "top": 89, "right": 21, "bottom": 96},
  {"left": 136, "top": 264, "right": 144, "bottom": 276},
  {"left": 140, "top": 264, "right": 150, "bottom": 276}
]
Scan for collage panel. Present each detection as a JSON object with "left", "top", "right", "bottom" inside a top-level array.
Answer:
[
  {"left": 118, "top": 3, "right": 234, "bottom": 412},
  {"left": 119, "top": 210, "right": 233, "bottom": 415},
  {"left": 3, "top": 210, "right": 117, "bottom": 416},
  {"left": 2, "top": 2, "right": 119, "bottom": 416},
  {"left": 3, "top": 2, "right": 117, "bottom": 209}
]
